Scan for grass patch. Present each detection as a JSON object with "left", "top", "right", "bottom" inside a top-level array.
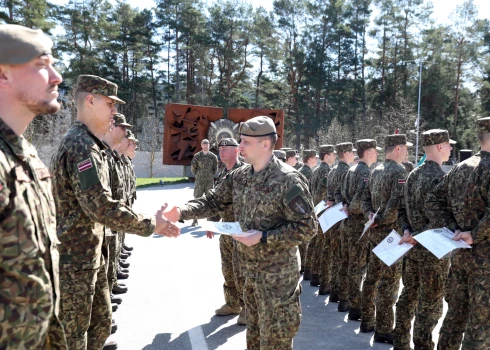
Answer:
[{"left": 136, "top": 177, "right": 189, "bottom": 189}]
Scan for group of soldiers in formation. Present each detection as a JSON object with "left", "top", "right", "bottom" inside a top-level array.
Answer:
[
  {"left": 1, "top": 23, "right": 490, "bottom": 350},
  {"left": 0, "top": 24, "right": 178, "bottom": 350},
  {"left": 186, "top": 119, "right": 490, "bottom": 349}
]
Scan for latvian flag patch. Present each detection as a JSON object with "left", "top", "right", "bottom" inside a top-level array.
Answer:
[
  {"left": 78, "top": 159, "right": 93, "bottom": 173},
  {"left": 398, "top": 179, "right": 406, "bottom": 184}
]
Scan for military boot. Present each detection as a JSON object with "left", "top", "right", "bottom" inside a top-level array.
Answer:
[
  {"left": 111, "top": 319, "right": 117, "bottom": 334},
  {"left": 121, "top": 248, "right": 131, "bottom": 256},
  {"left": 237, "top": 309, "right": 246, "bottom": 325},
  {"left": 112, "top": 303, "right": 118, "bottom": 312},
  {"left": 119, "top": 260, "right": 130, "bottom": 268},
  {"left": 123, "top": 243, "right": 133, "bottom": 251},
  {"left": 374, "top": 331, "right": 394, "bottom": 344},
  {"left": 192, "top": 219, "right": 198, "bottom": 226},
  {"left": 318, "top": 282, "right": 331, "bottom": 295},
  {"left": 329, "top": 291, "right": 339, "bottom": 303},
  {"left": 359, "top": 323, "right": 375, "bottom": 333},
  {"left": 338, "top": 300, "right": 350, "bottom": 312},
  {"left": 112, "top": 284, "right": 128, "bottom": 294},
  {"left": 303, "top": 267, "right": 312, "bottom": 281},
  {"left": 111, "top": 294, "right": 123, "bottom": 304},
  {"left": 117, "top": 270, "right": 129, "bottom": 280},
  {"left": 348, "top": 307, "right": 361, "bottom": 321},
  {"left": 103, "top": 339, "right": 118, "bottom": 350},
  {"left": 215, "top": 304, "right": 241, "bottom": 316},
  {"left": 120, "top": 253, "right": 129, "bottom": 260},
  {"left": 309, "top": 273, "right": 320, "bottom": 287}
]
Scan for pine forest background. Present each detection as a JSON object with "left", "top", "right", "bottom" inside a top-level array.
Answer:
[{"left": 2, "top": 0, "right": 490, "bottom": 167}]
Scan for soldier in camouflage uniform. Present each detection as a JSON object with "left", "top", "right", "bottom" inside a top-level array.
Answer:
[
  {"left": 164, "top": 116, "right": 317, "bottom": 350},
  {"left": 335, "top": 140, "right": 380, "bottom": 317},
  {"left": 191, "top": 139, "right": 218, "bottom": 226},
  {"left": 273, "top": 149, "right": 287, "bottom": 162},
  {"left": 307, "top": 145, "right": 336, "bottom": 288},
  {"left": 426, "top": 118, "right": 490, "bottom": 350},
  {"left": 298, "top": 150, "right": 317, "bottom": 278},
  {"left": 394, "top": 129, "right": 455, "bottom": 350},
  {"left": 284, "top": 149, "right": 298, "bottom": 168},
  {"left": 51, "top": 75, "right": 179, "bottom": 350},
  {"left": 327, "top": 142, "right": 355, "bottom": 302},
  {"left": 206, "top": 138, "right": 247, "bottom": 324},
  {"left": 0, "top": 24, "right": 67, "bottom": 349},
  {"left": 293, "top": 152, "right": 304, "bottom": 170},
  {"left": 360, "top": 134, "right": 411, "bottom": 344}
]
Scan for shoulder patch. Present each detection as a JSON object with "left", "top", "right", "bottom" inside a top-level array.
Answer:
[
  {"left": 77, "top": 156, "right": 100, "bottom": 190},
  {"left": 78, "top": 159, "right": 93, "bottom": 172},
  {"left": 398, "top": 179, "right": 406, "bottom": 184},
  {"left": 289, "top": 195, "right": 310, "bottom": 215}
]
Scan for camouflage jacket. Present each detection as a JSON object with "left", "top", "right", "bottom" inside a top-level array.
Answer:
[
  {"left": 51, "top": 121, "right": 155, "bottom": 270},
  {"left": 180, "top": 156, "right": 317, "bottom": 275},
  {"left": 362, "top": 159, "right": 407, "bottom": 227},
  {"left": 311, "top": 162, "right": 331, "bottom": 205},
  {"left": 293, "top": 161, "right": 303, "bottom": 170},
  {"left": 0, "top": 119, "right": 66, "bottom": 349},
  {"left": 426, "top": 152, "right": 490, "bottom": 243},
  {"left": 299, "top": 164, "right": 313, "bottom": 192},
  {"left": 104, "top": 146, "right": 125, "bottom": 202},
  {"left": 122, "top": 155, "right": 137, "bottom": 205},
  {"left": 211, "top": 159, "right": 244, "bottom": 222},
  {"left": 328, "top": 161, "right": 350, "bottom": 203},
  {"left": 191, "top": 151, "right": 218, "bottom": 181},
  {"left": 336, "top": 161, "right": 371, "bottom": 219},
  {"left": 398, "top": 160, "right": 445, "bottom": 235}
]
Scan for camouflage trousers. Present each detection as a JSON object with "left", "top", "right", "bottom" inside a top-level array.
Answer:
[
  {"left": 107, "top": 233, "right": 119, "bottom": 292},
  {"left": 438, "top": 240, "right": 490, "bottom": 350},
  {"left": 361, "top": 226, "right": 402, "bottom": 333},
  {"left": 337, "top": 216, "right": 370, "bottom": 308},
  {"left": 59, "top": 262, "right": 112, "bottom": 350},
  {"left": 298, "top": 242, "right": 307, "bottom": 270},
  {"left": 243, "top": 271, "right": 301, "bottom": 350},
  {"left": 394, "top": 247, "right": 449, "bottom": 350},
  {"left": 193, "top": 177, "right": 214, "bottom": 198},
  {"left": 319, "top": 230, "right": 333, "bottom": 286},
  {"left": 220, "top": 235, "right": 244, "bottom": 309},
  {"left": 329, "top": 222, "right": 343, "bottom": 294},
  {"left": 308, "top": 227, "right": 324, "bottom": 275}
]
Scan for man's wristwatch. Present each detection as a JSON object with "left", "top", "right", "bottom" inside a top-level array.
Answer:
[{"left": 260, "top": 231, "right": 268, "bottom": 244}]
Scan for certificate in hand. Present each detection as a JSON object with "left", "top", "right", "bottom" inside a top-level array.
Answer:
[
  {"left": 372, "top": 230, "right": 413, "bottom": 266},
  {"left": 314, "top": 200, "right": 328, "bottom": 215},
  {"left": 414, "top": 227, "right": 472, "bottom": 259},
  {"left": 358, "top": 207, "right": 380, "bottom": 242},
  {"left": 318, "top": 203, "right": 348, "bottom": 233},
  {"left": 199, "top": 221, "right": 255, "bottom": 237}
]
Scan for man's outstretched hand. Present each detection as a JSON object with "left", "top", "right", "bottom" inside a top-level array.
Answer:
[
  {"left": 163, "top": 205, "right": 181, "bottom": 223},
  {"left": 155, "top": 204, "right": 180, "bottom": 237}
]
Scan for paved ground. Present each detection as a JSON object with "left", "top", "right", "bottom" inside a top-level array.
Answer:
[{"left": 109, "top": 183, "right": 447, "bottom": 350}]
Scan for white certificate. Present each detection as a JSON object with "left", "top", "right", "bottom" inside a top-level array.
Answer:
[
  {"left": 314, "top": 200, "right": 328, "bottom": 215},
  {"left": 199, "top": 221, "right": 255, "bottom": 237},
  {"left": 358, "top": 207, "right": 380, "bottom": 242},
  {"left": 372, "top": 230, "right": 413, "bottom": 266},
  {"left": 414, "top": 227, "right": 472, "bottom": 259},
  {"left": 318, "top": 203, "right": 348, "bottom": 233}
]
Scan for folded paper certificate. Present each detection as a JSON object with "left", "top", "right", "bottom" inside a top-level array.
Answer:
[
  {"left": 314, "top": 200, "right": 328, "bottom": 215},
  {"left": 414, "top": 227, "right": 472, "bottom": 259},
  {"left": 358, "top": 207, "right": 380, "bottom": 242},
  {"left": 318, "top": 203, "right": 348, "bottom": 233},
  {"left": 199, "top": 221, "right": 255, "bottom": 237},
  {"left": 372, "top": 230, "right": 413, "bottom": 266}
]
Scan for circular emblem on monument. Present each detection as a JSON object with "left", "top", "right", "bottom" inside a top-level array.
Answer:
[
  {"left": 208, "top": 119, "right": 239, "bottom": 147},
  {"left": 387, "top": 237, "right": 394, "bottom": 243}
]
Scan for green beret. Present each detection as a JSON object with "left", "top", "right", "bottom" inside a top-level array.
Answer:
[
  {"left": 303, "top": 149, "right": 317, "bottom": 158},
  {"left": 239, "top": 116, "right": 277, "bottom": 137},
  {"left": 421, "top": 129, "right": 456, "bottom": 147},
  {"left": 76, "top": 74, "right": 126, "bottom": 104},
  {"left": 218, "top": 138, "right": 239, "bottom": 147},
  {"left": 113, "top": 113, "right": 132, "bottom": 128},
  {"left": 285, "top": 150, "right": 296, "bottom": 158},
  {"left": 335, "top": 142, "right": 354, "bottom": 154},
  {"left": 476, "top": 117, "right": 490, "bottom": 135},
  {"left": 0, "top": 24, "right": 53, "bottom": 65},
  {"left": 273, "top": 150, "right": 286, "bottom": 160},
  {"left": 384, "top": 134, "right": 413, "bottom": 148},
  {"left": 356, "top": 139, "right": 381, "bottom": 152},
  {"left": 319, "top": 144, "right": 335, "bottom": 154}
]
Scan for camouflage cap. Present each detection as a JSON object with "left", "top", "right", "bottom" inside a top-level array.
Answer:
[
  {"left": 385, "top": 134, "right": 413, "bottom": 148},
  {"left": 335, "top": 142, "right": 355, "bottom": 154},
  {"left": 476, "top": 117, "right": 490, "bottom": 134},
  {"left": 280, "top": 147, "right": 292, "bottom": 151},
  {"left": 421, "top": 129, "right": 456, "bottom": 147},
  {"left": 113, "top": 113, "right": 132, "bottom": 128},
  {"left": 273, "top": 150, "right": 286, "bottom": 160},
  {"left": 356, "top": 139, "right": 381, "bottom": 152},
  {"left": 319, "top": 144, "right": 335, "bottom": 154},
  {"left": 218, "top": 138, "right": 239, "bottom": 147},
  {"left": 0, "top": 24, "right": 53, "bottom": 65},
  {"left": 126, "top": 129, "right": 136, "bottom": 140},
  {"left": 303, "top": 149, "right": 317, "bottom": 158},
  {"left": 285, "top": 150, "right": 296, "bottom": 158},
  {"left": 76, "top": 74, "right": 126, "bottom": 104},
  {"left": 238, "top": 116, "right": 276, "bottom": 137},
  {"left": 201, "top": 139, "right": 210, "bottom": 144}
]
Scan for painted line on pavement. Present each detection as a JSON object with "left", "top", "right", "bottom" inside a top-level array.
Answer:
[{"left": 188, "top": 326, "right": 209, "bottom": 350}]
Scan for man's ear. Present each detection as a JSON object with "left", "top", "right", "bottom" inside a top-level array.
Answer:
[
  {"left": 0, "top": 65, "right": 11, "bottom": 89},
  {"left": 86, "top": 93, "right": 95, "bottom": 106}
]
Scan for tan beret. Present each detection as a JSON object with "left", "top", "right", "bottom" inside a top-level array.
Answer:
[
  {"left": 421, "top": 129, "right": 456, "bottom": 147},
  {"left": 218, "top": 138, "right": 239, "bottom": 147},
  {"left": 239, "top": 116, "right": 277, "bottom": 137},
  {"left": 113, "top": 113, "right": 132, "bottom": 128},
  {"left": 385, "top": 134, "right": 413, "bottom": 148},
  {"left": 76, "top": 74, "right": 125, "bottom": 104},
  {"left": 0, "top": 24, "right": 53, "bottom": 65}
]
